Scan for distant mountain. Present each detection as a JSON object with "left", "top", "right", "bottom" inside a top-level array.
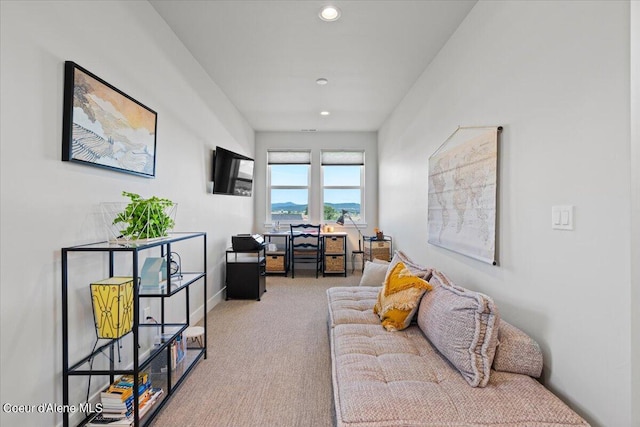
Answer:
[
  {"left": 272, "top": 202, "right": 307, "bottom": 212},
  {"left": 271, "top": 202, "right": 360, "bottom": 212},
  {"left": 326, "top": 203, "right": 360, "bottom": 212}
]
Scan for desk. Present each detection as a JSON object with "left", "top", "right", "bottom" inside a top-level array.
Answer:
[{"left": 263, "top": 231, "right": 348, "bottom": 277}]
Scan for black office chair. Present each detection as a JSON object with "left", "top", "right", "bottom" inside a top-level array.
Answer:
[{"left": 290, "top": 224, "right": 322, "bottom": 278}]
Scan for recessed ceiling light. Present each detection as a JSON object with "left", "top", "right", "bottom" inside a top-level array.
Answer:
[
  {"left": 319, "top": 5, "right": 341, "bottom": 22},
  {"left": 320, "top": 111, "right": 331, "bottom": 116},
  {"left": 316, "top": 78, "right": 328, "bottom": 85}
]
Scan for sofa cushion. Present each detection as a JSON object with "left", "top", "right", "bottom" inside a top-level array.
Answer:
[
  {"left": 493, "top": 320, "right": 543, "bottom": 378},
  {"left": 373, "top": 262, "right": 432, "bottom": 331},
  {"left": 330, "top": 322, "right": 589, "bottom": 427},
  {"left": 417, "top": 270, "right": 500, "bottom": 387},
  {"left": 327, "top": 286, "right": 381, "bottom": 328},
  {"left": 358, "top": 260, "right": 389, "bottom": 286}
]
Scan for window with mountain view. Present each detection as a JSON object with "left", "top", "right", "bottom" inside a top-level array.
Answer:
[
  {"left": 322, "top": 151, "right": 364, "bottom": 223},
  {"left": 268, "top": 151, "right": 311, "bottom": 223},
  {"left": 267, "top": 150, "right": 364, "bottom": 224}
]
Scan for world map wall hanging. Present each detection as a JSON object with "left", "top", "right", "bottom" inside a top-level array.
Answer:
[{"left": 427, "top": 126, "right": 502, "bottom": 265}]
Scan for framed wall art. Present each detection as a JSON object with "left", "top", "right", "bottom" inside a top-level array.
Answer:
[{"left": 61, "top": 61, "right": 157, "bottom": 178}]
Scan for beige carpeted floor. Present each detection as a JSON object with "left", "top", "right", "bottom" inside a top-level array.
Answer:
[{"left": 149, "top": 270, "right": 360, "bottom": 427}]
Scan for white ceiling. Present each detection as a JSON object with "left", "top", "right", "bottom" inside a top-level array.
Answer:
[{"left": 150, "top": 0, "right": 477, "bottom": 132}]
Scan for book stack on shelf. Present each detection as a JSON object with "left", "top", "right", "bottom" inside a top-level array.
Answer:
[
  {"left": 87, "top": 373, "right": 164, "bottom": 426},
  {"left": 154, "top": 333, "right": 186, "bottom": 372}
]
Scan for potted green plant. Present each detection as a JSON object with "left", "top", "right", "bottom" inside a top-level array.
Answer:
[{"left": 111, "top": 191, "right": 176, "bottom": 240}]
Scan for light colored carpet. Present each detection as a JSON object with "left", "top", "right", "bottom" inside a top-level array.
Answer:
[{"left": 149, "top": 270, "right": 360, "bottom": 427}]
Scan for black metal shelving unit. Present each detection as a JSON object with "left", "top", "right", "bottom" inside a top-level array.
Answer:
[{"left": 61, "top": 232, "right": 207, "bottom": 427}]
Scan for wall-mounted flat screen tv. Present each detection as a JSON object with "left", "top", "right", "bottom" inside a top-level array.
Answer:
[{"left": 212, "top": 146, "right": 254, "bottom": 197}]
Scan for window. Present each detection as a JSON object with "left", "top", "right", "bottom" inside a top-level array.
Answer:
[
  {"left": 267, "top": 149, "right": 366, "bottom": 225},
  {"left": 268, "top": 151, "right": 311, "bottom": 223},
  {"left": 322, "top": 151, "right": 365, "bottom": 223}
]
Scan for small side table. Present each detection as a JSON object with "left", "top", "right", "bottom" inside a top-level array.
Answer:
[
  {"left": 184, "top": 326, "right": 205, "bottom": 348},
  {"left": 351, "top": 250, "right": 364, "bottom": 273},
  {"left": 363, "top": 235, "right": 393, "bottom": 263}
]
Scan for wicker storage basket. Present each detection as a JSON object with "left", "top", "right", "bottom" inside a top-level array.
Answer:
[
  {"left": 324, "top": 236, "right": 345, "bottom": 254},
  {"left": 365, "top": 240, "right": 391, "bottom": 262},
  {"left": 266, "top": 254, "right": 286, "bottom": 272},
  {"left": 325, "top": 255, "right": 345, "bottom": 272}
]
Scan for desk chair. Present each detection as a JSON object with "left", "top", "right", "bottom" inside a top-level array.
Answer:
[{"left": 290, "top": 224, "right": 322, "bottom": 278}]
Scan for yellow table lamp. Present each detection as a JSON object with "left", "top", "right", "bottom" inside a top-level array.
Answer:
[{"left": 90, "top": 276, "right": 134, "bottom": 339}]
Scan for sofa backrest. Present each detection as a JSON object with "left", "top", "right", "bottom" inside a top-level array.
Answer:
[{"left": 493, "top": 320, "right": 543, "bottom": 378}]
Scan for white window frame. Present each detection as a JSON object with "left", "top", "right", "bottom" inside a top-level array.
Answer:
[
  {"left": 267, "top": 150, "right": 311, "bottom": 225},
  {"left": 321, "top": 151, "right": 366, "bottom": 225}
]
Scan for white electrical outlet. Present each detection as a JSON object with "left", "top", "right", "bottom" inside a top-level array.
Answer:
[{"left": 143, "top": 306, "right": 151, "bottom": 320}]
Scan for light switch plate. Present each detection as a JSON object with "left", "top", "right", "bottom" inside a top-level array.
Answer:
[{"left": 552, "top": 205, "right": 574, "bottom": 230}]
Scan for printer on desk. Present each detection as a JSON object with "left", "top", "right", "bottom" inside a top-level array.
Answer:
[{"left": 231, "top": 234, "right": 265, "bottom": 251}]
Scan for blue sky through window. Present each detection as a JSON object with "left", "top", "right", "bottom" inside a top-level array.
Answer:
[
  {"left": 323, "top": 165, "right": 360, "bottom": 186},
  {"left": 270, "top": 164, "right": 308, "bottom": 186}
]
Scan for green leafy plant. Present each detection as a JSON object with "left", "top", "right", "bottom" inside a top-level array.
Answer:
[{"left": 113, "top": 191, "right": 176, "bottom": 240}]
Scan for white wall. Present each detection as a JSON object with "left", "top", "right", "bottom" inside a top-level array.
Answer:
[
  {"left": 378, "top": 1, "right": 631, "bottom": 426},
  {"left": 0, "top": 1, "right": 254, "bottom": 426},
  {"left": 254, "top": 131, "right": 378, "bottom": 259},
  {"left": 631, "top": 3, "right": 640, "bottom": 426}
]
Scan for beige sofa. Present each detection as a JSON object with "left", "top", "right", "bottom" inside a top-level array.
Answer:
[{"left": 327, "top": 260, "right": 589, "bottom": 427}]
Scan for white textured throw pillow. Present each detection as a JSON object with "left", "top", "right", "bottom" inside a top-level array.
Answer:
[
  {"left": 417, "top": 270, "right": 500, "bottom": 387},
  {"left": 358, "top": 261, "right": 389, "bottom": 286}
]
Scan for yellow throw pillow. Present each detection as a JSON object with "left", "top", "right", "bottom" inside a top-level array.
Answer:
[{"left": 373, "top": 261, "right": 433, "bottom": 331}]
